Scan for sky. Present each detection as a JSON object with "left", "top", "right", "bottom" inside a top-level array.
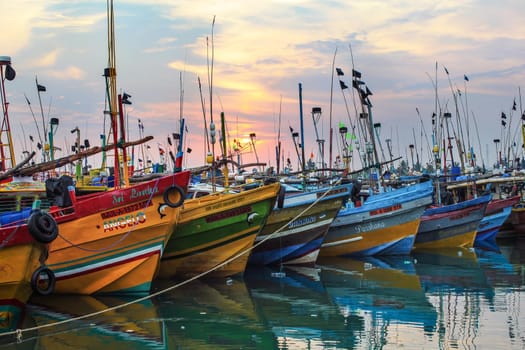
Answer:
[{"left": 1, "top": 0, "right": 525, "bottom": 173}]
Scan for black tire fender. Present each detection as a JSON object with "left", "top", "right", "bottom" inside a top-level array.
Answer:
[
  {"left": 28, "top": 211, "right": 59, "bottom": 244},
  {"left": 163, "top": 185, "right": 185, "bottom": 208},
  {"left": 31, "top": 266, "right": 56, "bottom": 296}
]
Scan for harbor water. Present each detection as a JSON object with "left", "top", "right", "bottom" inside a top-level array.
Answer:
[{"left": 1, "top": 237, "right": 524, "bottom": 349}]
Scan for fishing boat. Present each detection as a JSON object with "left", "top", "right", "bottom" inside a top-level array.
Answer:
[
  {"left": 247, "top": 183, "right": 350, "bottom": 266},
  {"left": 476, "top": 195, "right": 520, "bottom": 242},
  {"left": 42, "top": 171, "right": 189, "bottom": 295},
  {"left": 319, "top": 180, "right": 434, "bottom": 256},
  {"left": 414, "top": 193, "right": 491, "bottom": 249},
  {"left": 445, "top": 178, "right": 521, "bottom": 242},
  {"left": 0, "top": 2, "right": 192, "bottom": 296},
  {"left": 0, "top": 205, "right": 58, "bottom": 335},
  {"left": 0, "top": 56, "right": 59, "bottom": 331},
  {"left": 158, "top": 181, "right": 280, "bottom": 279}
]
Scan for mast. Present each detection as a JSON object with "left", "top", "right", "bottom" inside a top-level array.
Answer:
[
  {"left": 104, "top": 0, "right": 126, "bottom": 188},
  {"left": 298, "top": 83, "right": 306, "bottom": 178},
  {"left": 0, "top": 56, "right": 16, "bottom": 171}
]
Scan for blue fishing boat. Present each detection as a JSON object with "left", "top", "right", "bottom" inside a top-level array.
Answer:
[
  {"left": 415, "top": 194, "right": 491, "bottom": 249},
  {"left": 320, "top": 180, "right": 434, "bottom": 256},
  {"left": 248, "top": 183, "right": 350, "bottom": 266}
]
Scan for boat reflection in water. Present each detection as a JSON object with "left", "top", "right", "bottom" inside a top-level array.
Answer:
[
  {"left": 151, "top": 277, "right": 275, "bottom": 349},
  {"left": 1, "top": 239, "right": 523, "bottom": 349},
  {"left": 244, "top": 265, "right": 355, "bottom": 349},
  {"left": 318, "top": 254, "right": 438, "bottom": 348},
  {"left": 413, "top": 245, "right": 524, "bottom": 350},
  {"left": 21, "top": 294, "right": 166, "bottom": 350}
]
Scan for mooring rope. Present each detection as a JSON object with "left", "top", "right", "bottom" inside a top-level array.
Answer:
[{"left": 2, "top": 178, "right": 345, "bottom": 344}]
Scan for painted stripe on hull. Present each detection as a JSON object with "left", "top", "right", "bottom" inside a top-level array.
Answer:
[
  {"left": 414, "top": 224, "right": 478, "bottom": 248},
  {"left": 54, "top": 244, "right": 162, "bottom": 279},
  {"left": 416, "top": 205, "right": 485, "bottom": 248},
  {"left": 475, "top": 207, "right": 512, "bottom": 242},
  {"left": 321, "top": 204, "right": 425, "bottom": 256},
  {"left": 249, "top": 231, "right": 326, "bottom": 265},
  {"left": 159, "top": 231, "right": 258, "bottom": 278}
]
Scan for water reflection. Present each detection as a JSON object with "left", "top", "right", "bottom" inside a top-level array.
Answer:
[
  {"left": 0, "top": 239, "right": 523, "bottom": 349},
  {"left": 413, "top": 245, "right": 524, "bottom": 349},
  {"left": 244, "top": 265, "right": 354, "bottom": 349},
  {"left": 1, "top": 294, "right": 166, "bottom": 350},
  {"left": 152, "top": 277, "right": 275, "bottom": 349},
  {"left": 318, "top": 254, "right": 437, "bottom": 348}
]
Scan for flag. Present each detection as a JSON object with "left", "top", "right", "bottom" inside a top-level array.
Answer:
[
  {"left": 513, "top": 99, "right": 517, "bottom": 111},
  {"left": 502, "top": 120, "right": 507, "bottom": 127},
  {"left": 37, "top": 84, "right": 46, "bottom": 92},
  {"left": 352, "top": 69, "right": 361, "bottom": 78},
  {"left": 339, "top": 80, "right": 348, "bottom": 90},
  {"left": 501, "top": 112, "right": 507, "bottom": 119},
  {"left": 444, "top": 66, "right": 449, "bottom": 75},
  {"left": 464, "top": 74, "right": 469, "bottom": 81},
  {"left": 336, "top": 68, "right": 344, "bottom": 76}
]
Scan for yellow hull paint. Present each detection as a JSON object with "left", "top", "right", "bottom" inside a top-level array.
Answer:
[
  {"left": 413, "top": 229, "right": 477, "bottom": 249},
  {"left": 319, "top": 219, "right": 420, "bottom": 257},
  {"left": 47, "top": 184, "right": 184, "bottom": 294},
  {"left": 0, "top": 243, "right": 46, "bottom": 304},
  {"left": 160, "top": 183, "right": 280, "bottom": 279},
  {"left": 159, "top": 228, "right": 258, "bottom": 279}
]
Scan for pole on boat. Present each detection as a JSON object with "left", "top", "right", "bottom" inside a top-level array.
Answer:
[
  {"left": 35, "top": 76, "right": 48, "bottom": 161},
  {"left": 298, "top": 83, "right": 307, "bottom": 189},
  {"left": 289, "top": 126, "right": 301, "bottom": 171},
  {"left": 71, "top": 126, "right": 81, "bottom": 183},
  {"left": 0, "top": 56, "right": 16, "bottom": 170},
  {"left": 221, "top": 112, "right": 229, "bottom": 187},
  {"left": 118, "top": 93, "right": 129, "bottom": 186},
  {"left": 175, "top": 118, "right": 185, "bottom": 172},
  {"left": 311, "top": 107, "right": 325, "bottom": 175}
]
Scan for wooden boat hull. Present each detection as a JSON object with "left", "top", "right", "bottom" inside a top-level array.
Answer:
[
  {"left": 510, "top": 204, "right": 525, "bottom": 233},
  {"left": 0, "top": 242, "right": 46, "bottom": 333},
  {"left": 415, "top": 195, "right": 490, "bottom": 249},
  {"left": 476, "top": 206, "right": 512, "bottom": 242},
  {"left": 47, "top": 171, "right": 190, "bottom": 295},
  {"left": 0, "top": 208, "right": 55, "bottom": 332},
  {"left": 320, "top": 181, "right": 433, "bottom": 256},
  {"left": 248, "top": 185, "right": 350, "bottom": 266},
  {"left": 159, "top": 183, "right": 280, "bottom": 279}
]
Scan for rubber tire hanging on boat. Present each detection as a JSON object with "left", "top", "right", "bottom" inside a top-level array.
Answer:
[
  {"left": 27, "top": 211, "right": 59, "bottom": 244},
  {"left": 31, "top": 266, "right": 56, "bottom": 296},
  {"left": 163, "top": 185, "right": 185, "bottom": 208}
]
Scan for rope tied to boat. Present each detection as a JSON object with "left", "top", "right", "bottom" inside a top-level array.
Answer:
[{"left": 1, "top": 178, "right": 345, "bottom": 344}]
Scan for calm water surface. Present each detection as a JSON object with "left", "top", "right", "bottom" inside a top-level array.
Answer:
[{"left": 1, "top": 237, "right": 524, "bottom": 349}]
